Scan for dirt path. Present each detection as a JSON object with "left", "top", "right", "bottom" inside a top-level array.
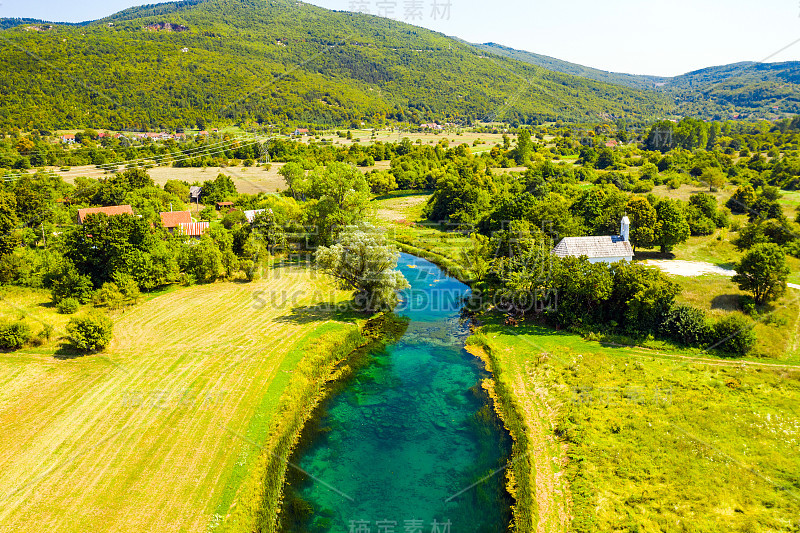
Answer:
[
  {"left": 469, "top": 344, "right": 571, "bottom": 532},
  {"left": 513, "top": 360, "right": 571, "bottom": 533}
]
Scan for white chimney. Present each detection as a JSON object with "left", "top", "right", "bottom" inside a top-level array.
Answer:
[{"left": 621, "top": 216, "right": 630, "bottom": 242}]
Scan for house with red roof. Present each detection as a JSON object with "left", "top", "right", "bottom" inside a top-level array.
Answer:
[{"left": 159, "top": 211, "right": 193, "bottom": 232}]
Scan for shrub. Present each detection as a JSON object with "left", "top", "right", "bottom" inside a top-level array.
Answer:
[
  {"left": 67, "top": 312, "right": 113, "bottom": 352},
  {"left": 50, "top": 264, "right": 93, "bottom": 304},
  {"left": 711, "top": 314, "right": 756, "bottom": 357},
  {"left": 93, "top": 282, "right": 125, "bottom": 309},
  {"left": 659, "top": 305, "right": 712, "bottom": 347},
  {"left": 633, "top": 180, "right": 654, "bottom": 193},
  {"left": 0, "top": 320, "right": 31, "bottom": 349},
  {"left": 57, "top": 297, "right": 80, "bottom": 314}
]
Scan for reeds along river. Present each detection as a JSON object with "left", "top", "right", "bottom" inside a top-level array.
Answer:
[{"left": 281, "top": 253, "right": 512, "bottom": 533}]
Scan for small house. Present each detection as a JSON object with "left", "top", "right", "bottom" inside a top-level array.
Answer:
[
  {"left": 77, "top": 205, "right": 134, "bottom": 224},
  {"left": 552, "top": 217, "right": 633, "bottom": 264},
  {"left": 243, "top": 209, "right": 266, "bottom": 224},
  {"left": 189, "top": 186, "right": 202, "bottom": 203},
  {"left": 216, "top": 201, "right": 235, "bottom": 211},
  {"left": 177, "top": 222, "right": 209, "bottom": 239},
  {"left": 159, "top": 211, "right": 192, "bottom": 232},
  {"left": 293, "top": 128, "right": 310, "bottom": 136}
]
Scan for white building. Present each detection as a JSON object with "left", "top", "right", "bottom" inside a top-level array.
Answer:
[{"left": 552, "top": 217, "right": 634, "bottom": 264}]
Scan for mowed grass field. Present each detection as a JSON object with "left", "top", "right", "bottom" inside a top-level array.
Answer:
[
  {"left": 0, "top": 264, "right": 357, "bottom": 532},
  {"left": 55, "top": 163, "right": 289, "bottom": 196}
]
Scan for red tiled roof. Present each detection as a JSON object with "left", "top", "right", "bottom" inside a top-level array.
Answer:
[
  {"left": 159, "top": 210, "right": 192, "bottom": 228},
  {"left": 77, "top": 205, "right": 134, "bottom": 223},
  {"left": 177, "top": 222, "right": 209, "bottom": 237}
]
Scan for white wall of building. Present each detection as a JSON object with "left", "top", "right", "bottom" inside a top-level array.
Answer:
[{"left": 588, "top": 256, "right": 632, "bottom": 264}]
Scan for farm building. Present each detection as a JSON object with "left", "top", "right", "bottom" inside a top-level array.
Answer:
[
  {"left": 552, "top": 217, "right": 633, "bottom": 264},
  {"left": 177, "top": 222, "right": 209, "bottom": 239},
  {"left": 189, "top": 186, "right": 202, "bottom": 203},
  {"left": 216, "top": 202, "right": 235, "bottom": 211},
  {"left": 159, "top": 211, "right": 193, "bottom": 232},
  {"left": 77, "top": 205, "right": 134, "bottom": 224},
  {"left": 243, "top": 209, "right": 266, "bottom": 223}
]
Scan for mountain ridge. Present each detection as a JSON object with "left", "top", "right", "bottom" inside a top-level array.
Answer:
[{"left": 0, "top": 0, "right": 795, "bottom": 129}]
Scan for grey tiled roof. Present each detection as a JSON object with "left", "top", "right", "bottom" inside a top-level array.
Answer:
[{"left": 552, "top": 236, "right": 634, "bottom": 259}]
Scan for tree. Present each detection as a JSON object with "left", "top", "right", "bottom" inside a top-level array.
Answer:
[
  {"left": 609, "top": 261, "right": 679, "bottom": 332},
  {"left": 164, "top": 179, "right": 190, "bottom": 200},
  {"left": 726, "top": 184, "right": 757, "bottom": 214},
  {"left": 459, "top": 233, "right": 492, "bottom": 282},
  {"left": 595, "top": 147, "right": 616, "bottom": 169},
  {"left": 179, "top": 235, "right": 224, "bottom": 283},
  {"left": 304, "top": 162, "right": 371, "bottom": 245},
  {"left": 67, "top": 312, "right": 113, "bottom": 352},
  {"left": 732, "top": 243, "right": 790, "bottom": 305},
  {"left": 0, "top": 320, "right": 31, "bottom": 349},
  {"left": 513, "top": 128, "right": 532, "bottom": 165},
  {"left": 315, "top": 224, "right": 409, "bottom": 312},
  {"left": 626, "top": 197, "right": 656, "bottom": 251},
  {"left": 700, "top": 167, "right": 725, "bottom": 191},
  {"left": 0, "top": 191, "right": 19, "bottom": 256},
  {"left": 279, "top": 162, "right": 308, "bottom": 199},
  {"left": 201, "top": 173, "right": 237, "bottom": 204},
  {"left": 653, "top": 199, "right": 690, "bottom": 253},
  {"left": 644, "top": 121, "right": 675, "bottom": 152},
  {"left": 65, "top": 213, "right": 155, "bottom": 287}
]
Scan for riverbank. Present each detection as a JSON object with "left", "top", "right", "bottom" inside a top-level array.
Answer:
[{"left": 220, "top": 324, "right": 367, "bottom": 532}]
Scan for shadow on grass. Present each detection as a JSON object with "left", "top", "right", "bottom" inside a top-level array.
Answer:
[
  {"left": 633, "top": 251, "right": 676, "bottom": 261},
  {"left": 480, "top": 318, "right": 567, "bottom": 339},
  {"left": 53, "top": 341, "right": 87, "bottom": 360},
  {"left": 711, "top": 294, "right": 743, "bottom": 311},
  {"left": 372, "top": 190, "right": 433, "bottom": 202},
  {"left": 273, "top": 302, "right": 366, "bottom": 325}
]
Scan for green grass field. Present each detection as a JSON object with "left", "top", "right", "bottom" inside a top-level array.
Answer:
[
  {"left": 472, "top": 322, "right": 800, "bottom": 532},
  {"left": 0, "top": 265, "right": 358, "bottom": 532}
]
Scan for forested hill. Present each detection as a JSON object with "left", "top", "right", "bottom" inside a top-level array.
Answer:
[
  {"left": 0, "top": 0, "right": 670, "bottom": 130},
  {"left": 477, "top": 42, "right": 800, "bottom": 120},
  {"left": 472, "top": 42, "right": 668, "bottom": 90}
]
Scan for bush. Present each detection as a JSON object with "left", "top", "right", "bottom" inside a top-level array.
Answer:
[
  {"left": 711, "top": 314, "right": 756, "bottom": 357},
  {"left": 633, "top": 180, "right": 654, "bottom": 193},
  {"left": 57, "top": 297, "right": 80, "bottom": 314},
  {"left": 659, "top": 305, "right": 712, "bottom": 347},
  {"left": 50, "top": 264, "right": 93, "bottom": 304},
  {"left": 67, "top": 312, "right": 113, "bottom": 352},
  {"left": 0, "top": 320, "right": 31, "bottom": 349},
  {"left": 93, "top": 282, "right": 125, "bottom": 309}
]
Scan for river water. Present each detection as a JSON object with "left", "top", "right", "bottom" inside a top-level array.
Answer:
[{"left": 285, "top": 253, "right": 512, "bottom": 532}]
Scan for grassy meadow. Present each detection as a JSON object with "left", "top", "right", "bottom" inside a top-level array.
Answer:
[
  {"left": 0, "top": 264, "right": 360, "bottom": 532},
  {"left": 472, "top": 323, "right": 800, "bottom": 532}
]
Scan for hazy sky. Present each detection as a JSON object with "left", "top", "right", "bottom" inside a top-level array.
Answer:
[{"left": 2, "top": 0, "right": 799, "bottom": 76}]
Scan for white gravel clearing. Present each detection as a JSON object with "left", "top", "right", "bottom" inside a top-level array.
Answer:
[
  {"left": 642, "top": 259, "right": 800, "bottom": 291},
  {"left": 642, "top": 260, "right": 737, "bottom": 277}
]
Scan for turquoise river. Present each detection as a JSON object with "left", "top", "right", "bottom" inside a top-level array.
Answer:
[{"left": 284, "top": 254, "right": 512, "bottom": 532}]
